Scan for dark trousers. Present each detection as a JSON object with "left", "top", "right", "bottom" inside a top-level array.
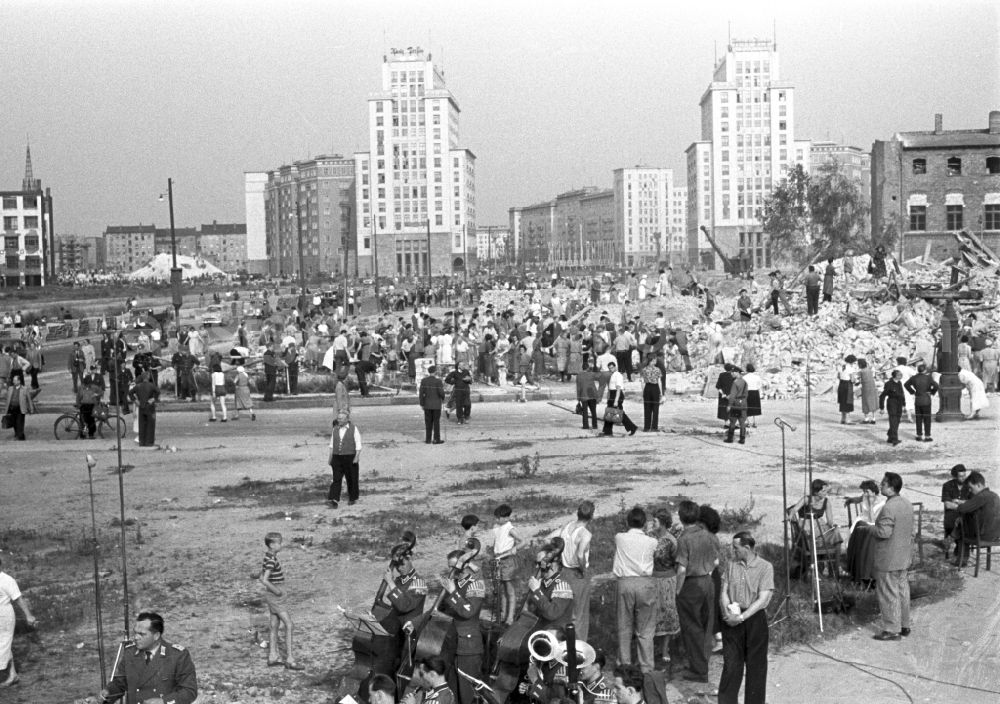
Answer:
[
  {"left": 71, "top": 370, "right": 82, "bottom": 392},
  {"left": 452, "top": 653, "right": 484, "bottom": 704},
  {"left": 823, "top": 292, "right": 833, "bottom": 303},
  {"left": 602, "top": 394, "right": 637, "bottom": 436},
  {"left": 580, "top": 398, "right": 597, "bottom": 429},
  {"left": 9, "top": 410, "right": 26, "bottom": 440},
  {"left": 614, "top": 350, "right": 633, "bottom": 381},
  {"left": 770, "top": 290, "right": 780, "bottom": 315},
  {"left": 356, "top": 369, "right": 368, "bottom": 397},
  {"left": 424, "top": 408, "right": 442, "bottom": 442},
  {"left": 28, "top": 367, "right": 39, "bottom": 390},
  {"left": 138, "top": 407, "right": 156, "bottom": 446},
  {"left": 914, "top": 403, "right": 932, "bottom": 437},
  {"left": 328, "top": 455, "right": 359, "bottom": 502},
  {"left": 676, "top": 575, "right": 713, "bottom": 677},
  {"left": 642, "top": 384, "right": 660, "bottom": 431},
  {"left": 453, "top": 389, "right": 471, "bottom": 421},
  {"left": 80, "top": 403, "right": 96, "bottom": 437},
  {"left": 287, "top": 364, "right": 298, "bottom": 394},
  {"left": 264, "top": 371, "right": 276, "bottom": 401},
  {"left": 806, "top": 287, "right": 820, "bottom": 316},
  {"left": 718, "top": 610, "right": 768, "bottom": 704},
  {"left": 887, "top": 410, "right": 901, "bottom": 442}
]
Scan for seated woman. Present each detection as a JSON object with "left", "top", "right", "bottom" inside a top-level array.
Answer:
[
  {"left": 842, "top": 480, "right": 886, "bottom": 584},
  {"left": 787, "top": 479, "right": 843, "bottom": 577}
]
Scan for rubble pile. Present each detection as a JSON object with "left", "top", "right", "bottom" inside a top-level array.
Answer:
[{"left": 475, "top": 244, "right": 998, "bottom": 400}]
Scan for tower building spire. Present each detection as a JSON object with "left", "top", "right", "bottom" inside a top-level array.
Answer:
[{"left": 23, "top": 141, "right": 41, "bottom": 192}]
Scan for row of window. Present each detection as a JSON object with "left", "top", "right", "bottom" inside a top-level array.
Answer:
[
  {"left": 909, "top": 204, "right": 1000, "bottom": 231},
  {"left": 2, "top": 196, "right": 39, "bottom": 210},
  {"left": 912, "top": 157, "right": 1000, "bottom": 176}
]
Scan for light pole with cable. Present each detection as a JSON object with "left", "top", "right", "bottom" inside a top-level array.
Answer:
[{"left": 159, "top": 179, "right": 182, "bottom": 330}]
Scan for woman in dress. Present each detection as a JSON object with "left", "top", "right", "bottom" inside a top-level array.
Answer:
[
  {"left": 843, "top": 480, "right": 886, "bottom": 584},
  {"left": 0, "top": 557, "right": 37, "bottom": 687},
  {"left": 567, "top": 332, "right": 584, "bottom": 379},
  {"left": 837, "top": 355, "right": 859, "bottom": 424},
  {"left": 958, "top": 367, "right": 989, "bottom": 419},
  {"left": 857, "top": 358, "right": 879, "bottom": 424},
  {"left": 233, "top": 365, "right": 255, "bottom": 421},
  {"left": 743, "top": 362, "right": 764, "bottom": 428},
  {"left": 787, "top": 479, "right": 842, "bottom": 577},
  {"left": 554, "top": 330, "right": 571, "bottom": 382},
  {"left": 715, "top": 364, "right": 735, "bottom": 429},
  {"left": 957, "top": 335, "right": 973, "bottom": 375},
  {"left": 648, "top": 507, "right": 680, "bottom": 668}
]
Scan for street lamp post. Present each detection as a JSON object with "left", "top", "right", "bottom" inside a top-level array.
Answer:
[{"left": 162, "top": 178, "right": 182, "bottom": 329}]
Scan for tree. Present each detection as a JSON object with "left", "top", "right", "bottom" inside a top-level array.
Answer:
[{"left": 761, "top": 160, "right": 871, "bottom": 265}]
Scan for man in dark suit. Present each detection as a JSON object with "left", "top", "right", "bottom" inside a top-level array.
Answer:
[
  {"left": 872, "top": 472, "right": 914, "bottom": 641},
  {"left": 129, "top": 371, "right": 160, "bottom": 447},
  {"left": 879, "top": 369, "right": 906, "bottom": 445},
  {"left": 419, "top": 365, "right": 446, "bottom": 444},
  {"left": 903, "top": 363, "right": 939, "bottom": 442}
]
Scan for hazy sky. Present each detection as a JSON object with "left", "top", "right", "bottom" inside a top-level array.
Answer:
[{"left": 2, "top": 0, "right": 997, "bottom": 237}]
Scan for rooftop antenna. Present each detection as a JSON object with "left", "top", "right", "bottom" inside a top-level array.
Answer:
[
  {"left": 773, "top": 18, "right": 777, "bottom": 50},
  {"left": 728, "top": 20, "right": 731, "bottom": 47}
]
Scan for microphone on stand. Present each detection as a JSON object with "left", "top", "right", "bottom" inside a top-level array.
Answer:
[{"left": 773, "top": 417, "right": 797, "bottom": 432}]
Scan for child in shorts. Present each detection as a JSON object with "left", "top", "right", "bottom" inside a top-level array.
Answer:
[
  {"left": 259, "top": 532, "right": 305, "bottom": 671},
  {"left": 490, "top": 504, "right": 523, "bottom": 625}
]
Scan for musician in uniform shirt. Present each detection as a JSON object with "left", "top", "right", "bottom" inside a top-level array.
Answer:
[
  {"left": 525, "top": 543, "right": 574, "bottom": 631},
  {"left": 579, "top": 649, "right": 615, "bottom": 704},
  {"left": 440, "top": 549, "right": 485, "bottom": 704},
  {"left": 98, "top": 612, "right": 197, "bottom": 704},
  {"left": 363, "top": 545, "right": 429, "bottom": 694},
  {"left": 401, "top": 656, "right": 456, "bottom": 704}
]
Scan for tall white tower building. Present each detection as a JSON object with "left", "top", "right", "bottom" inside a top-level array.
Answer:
[
  {"left": 613, "top": 167, "right": 674, "bottom": 267},
  {"left": 685, "top": 38, "right": 810, "bottom": 271},
  {"left": 354, "top": 47, "right": 476, "bottom": 280}
]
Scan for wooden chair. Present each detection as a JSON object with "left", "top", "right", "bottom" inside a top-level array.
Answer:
[
  {"left": 846, "top": 501, "right": 924, "bottom": 564},
  {"left": 788, "top": 505, "right": 843, "bottom": 579},
  {"left": 968, "top": 519, "right": 1000, "bottom": 578}
]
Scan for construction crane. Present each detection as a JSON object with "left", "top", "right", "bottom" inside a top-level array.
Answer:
[{"left": 699, "top": 226, "right": 750, "bottom": 277}]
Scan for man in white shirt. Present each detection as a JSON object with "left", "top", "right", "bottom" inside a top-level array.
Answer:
[
  {"left": 327, "top": 410, "right": 362, "bottom": 508},
  {"left": 613, "top": 506, "right": 658, "bottom": 673},
  {"left": 595, "top": 348, "right": 617, "bottom": 399},
  {"left": 549, "top": 500, "right": 595, "bottom": 640},
  {"left": 893, "top": 356, "right": 917, "bottom": 422}
]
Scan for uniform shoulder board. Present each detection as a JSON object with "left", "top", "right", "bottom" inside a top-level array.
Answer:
[
  {"left": 467, "top": 579, "right": 486, "bottom": 598},
  {"left": 551, "top": 580, "right": 573, "bottom": 599},
  {"left": 410, "top": 577, "right": 428, "bottom": 594},
  {"left": 172, "top": 643, "right": 186, "bottom": 651}
]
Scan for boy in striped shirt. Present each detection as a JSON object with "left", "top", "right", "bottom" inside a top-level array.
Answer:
[{"left": 259, "top": 532, "right": 305, "bottom": 671}]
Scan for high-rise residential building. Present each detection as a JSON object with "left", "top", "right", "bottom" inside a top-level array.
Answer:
[
  {"left": 669, "top": 186, "right": 688, "bottom": 257},
  {"left": 199, "top": 222, "right": 248, "bottom": 273},
  {"left": 476, "top": 225, "right": 510, "bottom": 266},
  {"left": 686, "top": 38, "right": 810, "bottom": 271},
  {"left": 243, "top": 171, "right": 269, "bottom": 274},
  {"left": 810, "top": 141, "right": 871, "bottom": 204},
  {"left": 354, "top": 47, "right": 476, "bottom": 280},
  {"left": 263, "top": 155, "right": 356, "bottom": 280},
  {"left": 509, "top": 188, "right": 617, "bottom": 269},
  {"left": 614, "top": 167, "right": 674, "bottom": 267},
  {"left": 872, "top": 111, "right": 1000, "bottom": 260},
  {"left": 1, "top": 145, "right": 53, "bottom": 286}
]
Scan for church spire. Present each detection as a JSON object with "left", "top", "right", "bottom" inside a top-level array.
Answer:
[{"left": 23, "top": 141, "right": 41, "bottom": 192}]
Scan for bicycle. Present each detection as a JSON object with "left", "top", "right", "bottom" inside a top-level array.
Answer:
[{"left": 53, "top": 403, "right": 127, "bottom": 440}]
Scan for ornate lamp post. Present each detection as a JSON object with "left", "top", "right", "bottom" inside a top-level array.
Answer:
[{"left": 936, "top": 299, "right": 965, "bottom": 421}]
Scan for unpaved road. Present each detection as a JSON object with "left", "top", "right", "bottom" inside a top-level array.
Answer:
[{"left": 1, "top": 396, "right": 997, "bottom": 703}]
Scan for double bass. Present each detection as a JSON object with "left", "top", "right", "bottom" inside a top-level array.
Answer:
[
  {"left": 489, "top": 538, "right": 564, "bottom": 704},
  {"left": 350, "top": 531, "right": 417, "bottom": 681},
  {"left": 397, "top": 537, "right": 481, "bottom": 689}
]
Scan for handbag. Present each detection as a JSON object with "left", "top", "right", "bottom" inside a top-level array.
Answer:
[
  {"left": 574, "top": 401, "right": 583, "bottom": 415},
  {"left": 1, "top": 413, "right": 11, "bottom": 429},
  {"left": 603, "top": 405, "right": 623, "bottom": 424}
]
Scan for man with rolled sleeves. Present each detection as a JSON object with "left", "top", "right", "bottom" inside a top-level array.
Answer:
[
  {"left": 674, "top": 500, "right": 719, "bottom": 684},
  {"left": 99, "top": 611, "right": 197, "bottom": 704},
  {"left": 718, "top": 532, "right": 774, "bottom": 704},
  {"left": 440, "top": 548, "right": 485, "bottom": 704}
]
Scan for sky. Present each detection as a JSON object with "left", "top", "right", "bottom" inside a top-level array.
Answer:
[{"left": 1, "top": 0, "right": 998, "bottom": 237}]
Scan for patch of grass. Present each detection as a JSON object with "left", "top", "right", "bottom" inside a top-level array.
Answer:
[
  {"left": 258, "top": 510, "right": 303, "bottom": 521},
  {"left": 321, "top": 510, "right": 456, "bottom": 557},
  {"left": 717, "top": 495, "right": 765, "bottom": 532},
  {"left": 209, "top": 475, "right": 328, "bottom": 506},
  {"left": 493, "top": 439, "right": 534, "bottom": 451}
]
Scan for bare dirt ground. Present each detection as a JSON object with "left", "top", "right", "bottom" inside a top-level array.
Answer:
[{"left": 2, "top": 394, "right": 998, "bottom": 704}]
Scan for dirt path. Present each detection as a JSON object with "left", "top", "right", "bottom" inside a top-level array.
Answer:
[{"left": 1, "top": 396, "right": 997, "bottom": 703}]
